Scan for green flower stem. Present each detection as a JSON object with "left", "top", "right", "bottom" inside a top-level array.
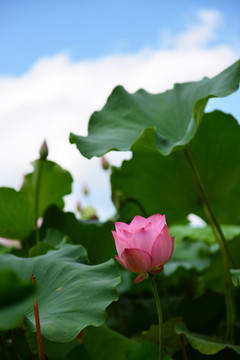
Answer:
[
  {"left": 184, "top": 148, "right": 237, "bottom": 268},
  {"left": 203, "top": 203, "right": 236, "bottom": 341},
  {"left": 34, "top": 159, "right": 43, "bottom": 244},
  {"left": 184, "top": 148, "right": 236, "bottom": 340},
  {"left": 31, "top": 274, "right": 45, "bottom": 360},
  {"left": 180, "top": 335, "right": 188, "bottom": 360},
  {"left": 149, "top": 274, "right": 163, "bottom": 360}
]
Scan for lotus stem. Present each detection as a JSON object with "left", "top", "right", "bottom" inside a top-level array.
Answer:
[
  {"left": 34, "top": 159, "right": 43, "bottom": 244},
  {"left": 180, "top": 334, "right": 188, "bottom": 360},
  {"left": 184, "top": 148, "right": 236, "bottom": 341},
  {"left": 31, "top": 274, "right": 45, "bottom": 360},
  {"left": 183, "top": 148, "right": 237, "bottom": 268},
  {"left": 149, "top": 274, "right": 163, "bottom": 360}
]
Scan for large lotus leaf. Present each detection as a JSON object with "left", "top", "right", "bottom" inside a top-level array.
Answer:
[
  {"left": 0, "top": 160, "right": 72, "bottom": 240},
  {"left": 111, "top": 111, "right": 240, "bottom": 225},
  {"left": 21, "top": 159, "right": 73, "bottom": 219},
  {"left": 175, "top": 323, "right": 240, "bottom": 355},
  {"left": 0, "top": 244, "right": 120, "bottom": 341},
  {"left": 70, "top": 60, "right": 240, "bottom": 158},
  {"left": 0, "top": 269, "right": 35, "bottom": 330},
  {"left": 42, "top": 206, "right": 116, "bottom": 264},
  {"left": 112, "top": 146, "right": 198, "bottom": 225},
  {"left": 0, "top": 187, "right": 34, "bottom": 239}
]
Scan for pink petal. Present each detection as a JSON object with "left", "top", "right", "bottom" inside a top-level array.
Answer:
[
  {"left": 115, "top": 222, "right": 130, "bottom": 233},
  {"left": 115, "top": 255, "right": 128, "bottom": 269},
  {"left": 151, "top": 225, "right": 174, "bottom": 268},
  {"left": 129, "top": 215, "right": 149, "bottom": 231},
  {"left": 147, "top": 214, "right": 166, "bottom": 233},
  {"left": 131, "top": 224, "right": 158, "bottom": 253},
  {"left": 134, "top": 273, "right": 148, "bottom": 284},
  {"left": 118, "top": 228, "right": 133, "bottom": 243},
  {"left": 112, "top": 231, "right": 129, "bottom": 257},
  {"left": 121, "top": 248, "right": 152, "bottom": 273}
]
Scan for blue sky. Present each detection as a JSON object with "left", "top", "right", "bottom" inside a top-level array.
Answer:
[
  {"left": 0, "top": 1, "right": 240, "bottom": 220},
  {"left": 0, "top": 0, "right": 239, "bottom": 75}
]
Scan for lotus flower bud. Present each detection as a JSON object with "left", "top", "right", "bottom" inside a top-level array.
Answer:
[
  {"left": 101, "top": 156, "right": 110, "bottom": 170},
  {"left": 83, "top": 185, "right": 89, "bottom": 196},
  {"left": 112, "top": 214, "right": 174, "bottom": 284},
  {"left": 39, "top": 140, "right": 48, "bottom": 159},
  {"left": 76, "top": 201, "right": 82, "bottom": 212}
]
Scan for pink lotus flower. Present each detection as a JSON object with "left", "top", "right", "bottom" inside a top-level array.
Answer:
[{"left": 112, "top": 214, "right": 174, "bottom": 284}]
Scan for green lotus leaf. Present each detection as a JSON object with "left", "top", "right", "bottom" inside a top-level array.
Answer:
[
  {"left": 169, "top": 224, "right": 240, "bottom": 245},
  {"left": 0, "top": 244, "right": 120, "bottom": 341},
  {"left": 164, "top": 241, "right": 211, "bottom": 276},
  {"left": 111, "top": 111, "right": 240, "bottom": 225},
  {"left": 43, "top": 206, "right": 116, "bottom": 264},
  {"left": 175, "top": 323, "right": 240, "bottom": 355},
  {"left": 0, "top": 269, "right": 35, "bottom": 330},
  {"left": 70, "top": 60, "right": 240, "bottom": 158},
  {"left": 0, "top": 187, "right": 34, "bottom": 240},
  {"left": 21, "top": 159, "right": 73, "bottom": 218},
  {"left": 0, "top": 159, "right": 72, "bottom": 240}
]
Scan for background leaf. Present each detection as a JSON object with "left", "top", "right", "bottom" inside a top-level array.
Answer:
[
  {"left": 65, "top": 326, "right": 170, "bottom": 360},
  {"left": 21, "top": 159, "right": 73, "bottom": 218},
  {"left": 0, "top": 188, "right": 34, "bottom": 240},
  {"left": 0, "top": 159, "right": 72, "bottom": 240},
  {"left": 111, "top": 111, "right": 240, "bottom": 225},
  {"left": 0, "top": 269, "right": 35, "bottom": 330},
  {"left": 29, "top": 229, "right": 68, "bottom": 257},
  {"left": 175, "top": 323, "right": 240, "bottom": 355},
  {"left": 169, "top": 224, "right": 240, "bottom": 245},
  {"left": 43, "top": 206, "right": 116, "bottom": 264},
  {"left": 230, "top": 269, "right": 240, "bottom": 287},
  {"left": 164, "top": 241, "right": 211, "bottom": 276},
  {"left": 201, "top": 236, "right": 240, "bottom": 293}
]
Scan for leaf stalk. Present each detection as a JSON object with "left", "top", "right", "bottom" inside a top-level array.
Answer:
[
  {"left": 34, "top": 160, "right": 43, "bottom": 244},
  {"left": 184, "top": 148, "right": 236, "bottom": 341},
  {"left": 31, "top": 274, "right": 45, "bottom": 360}
]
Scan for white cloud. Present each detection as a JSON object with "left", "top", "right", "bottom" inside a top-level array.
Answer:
[
  {"left": 159, "top": 9, "right": 222, "bottom": 49},
  {"left": 0, "top": 9, "right": 239, "bottom": 220}
]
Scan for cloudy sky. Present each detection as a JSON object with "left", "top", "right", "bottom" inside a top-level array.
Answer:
[{"left": 0, "top": 0, "right": 240, "bottom": 220}]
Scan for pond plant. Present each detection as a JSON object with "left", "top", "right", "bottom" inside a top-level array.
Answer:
[{"left": 0, "top": 60, "right": 240, "bottom": 359}]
